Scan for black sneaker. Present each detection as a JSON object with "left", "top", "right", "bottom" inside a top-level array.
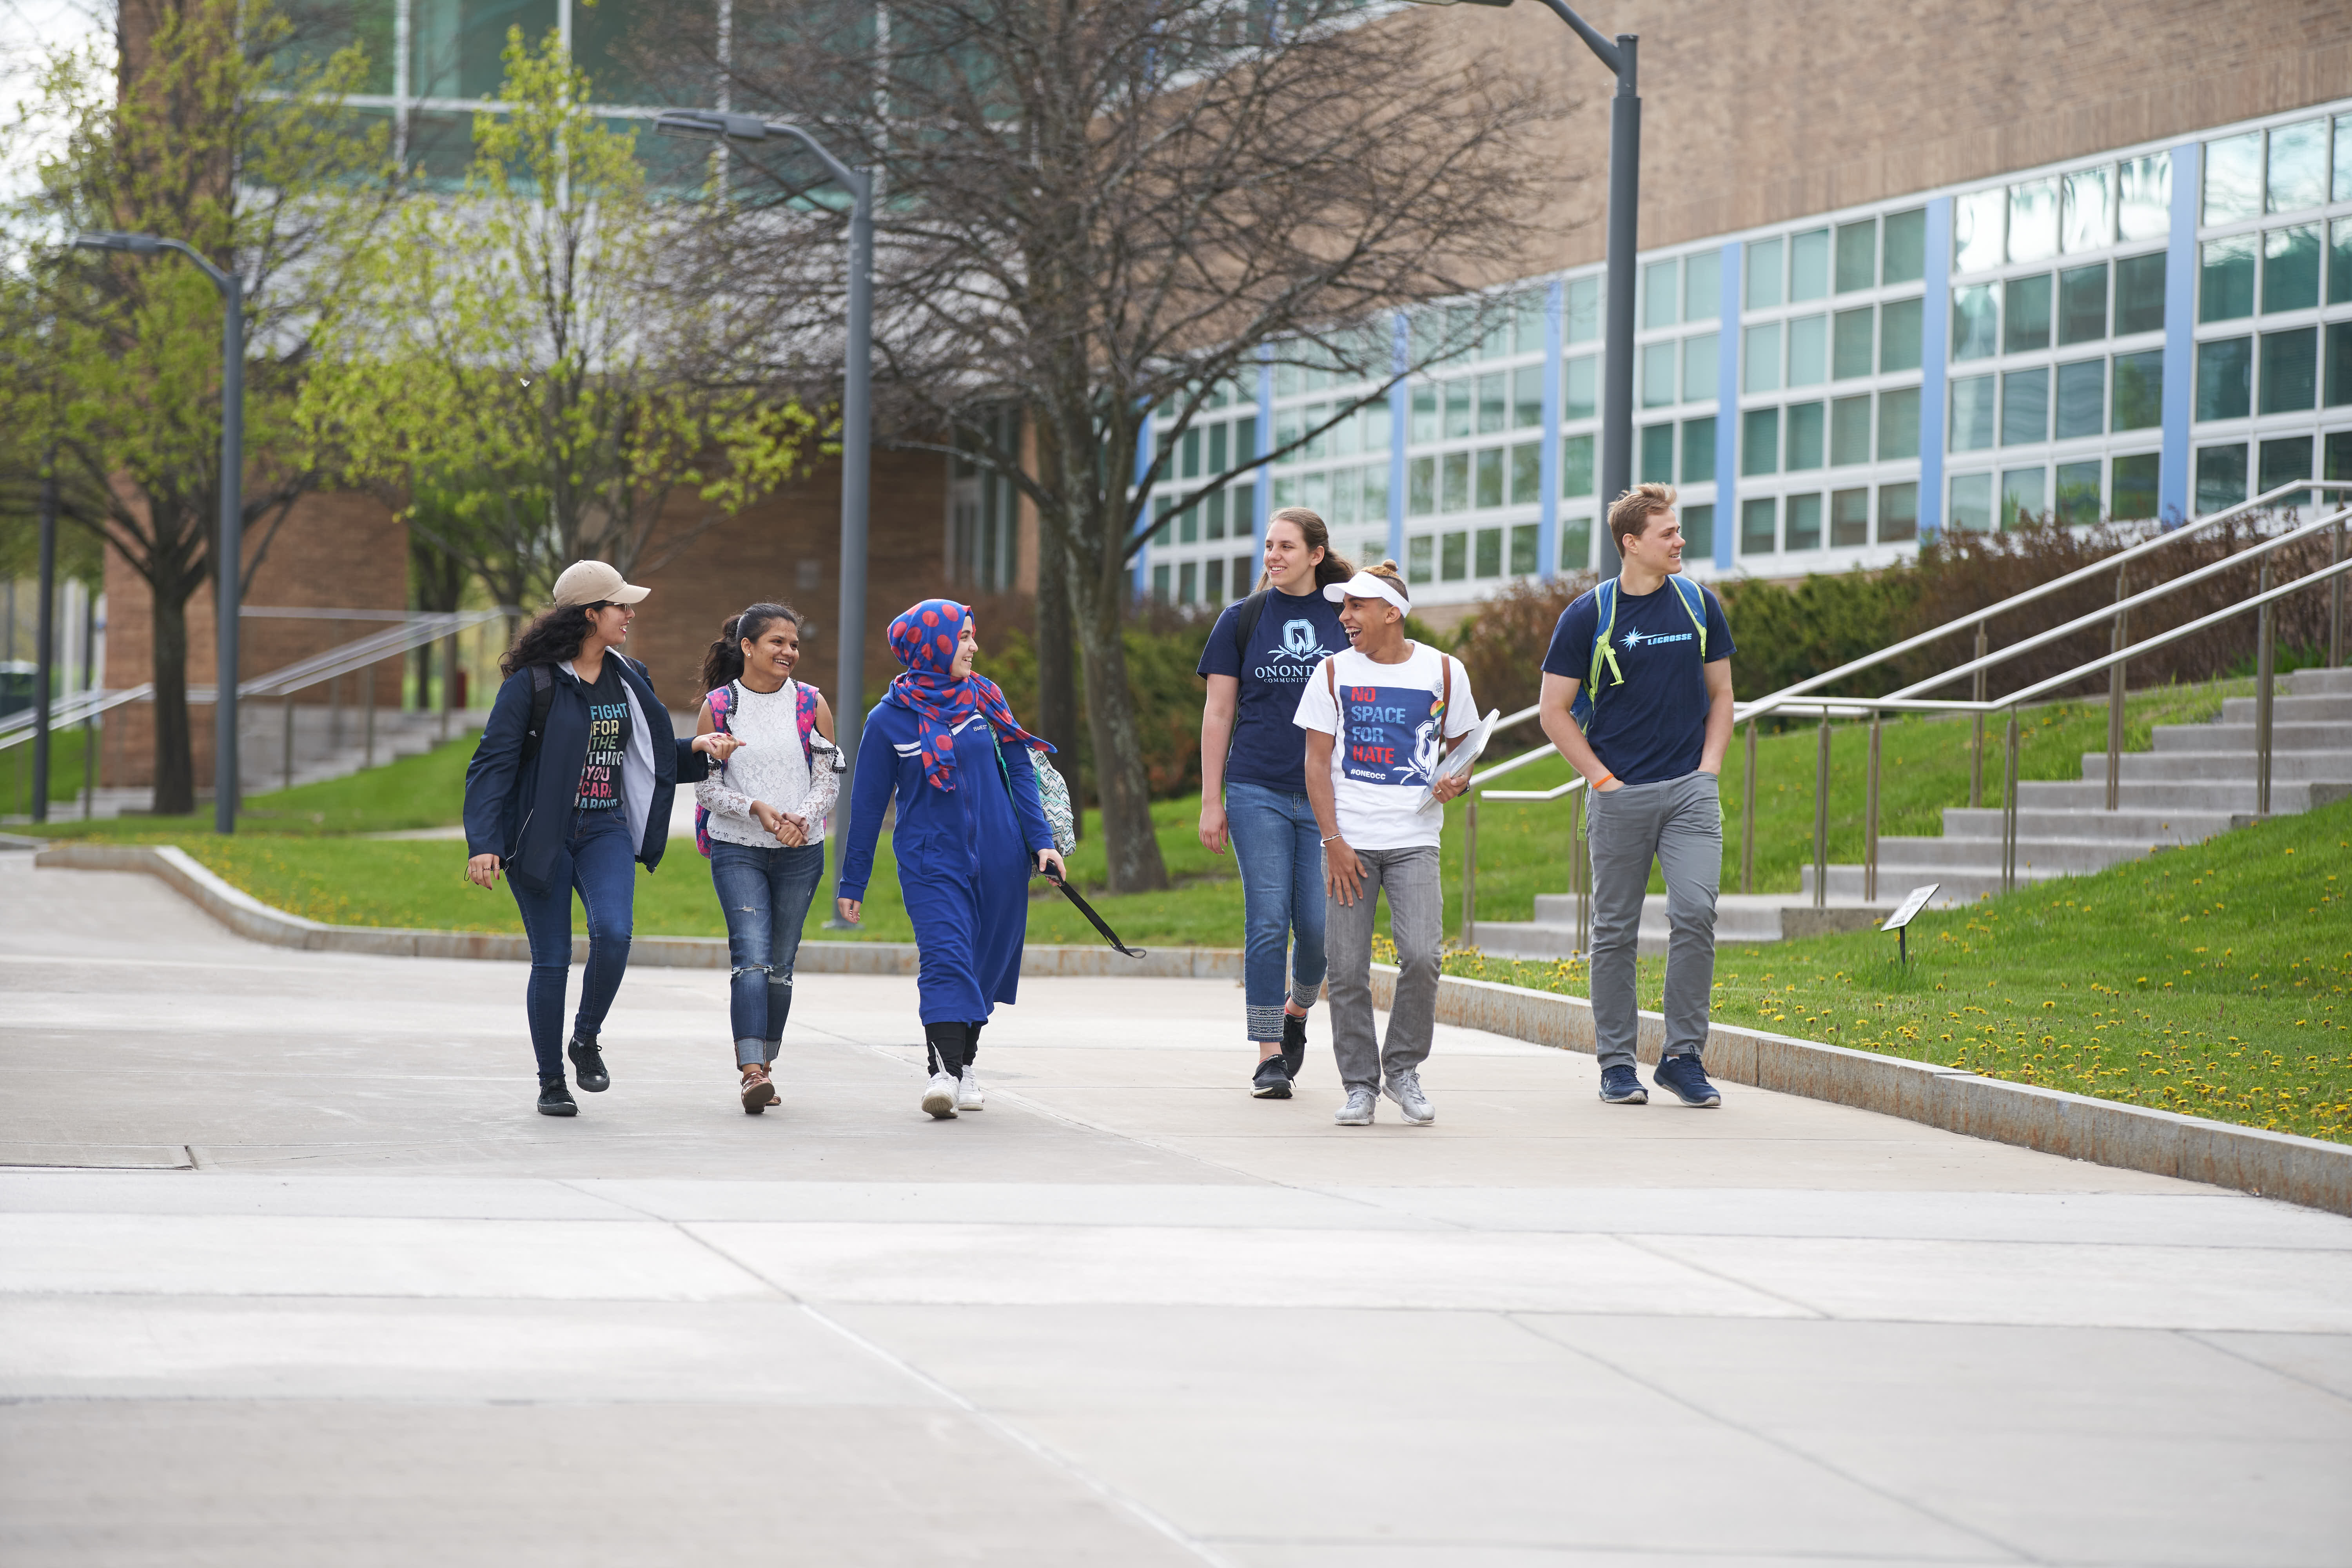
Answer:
[
  {"left": 568, "top": 1032, "right": 609, "bottom": 1093},
  {"left": 1251, "top": 1054, "right": 1293, "bottom": 1099},
  {"left": 1653, "top": 1053, "right": 1722, "bottom": 1108},
  {"left": 537, "top": 1074, "right": 578, "bottom": 1116},
  {"left": 1279, "top": 1011, "right": 1308, "bottom": 1081},
  {"left": 1597, "top": 1064, "right": 1647, "bottom": 1104}
]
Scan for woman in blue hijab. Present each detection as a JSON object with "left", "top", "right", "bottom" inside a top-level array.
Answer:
[{"left": 835, "top": 599, "right": 1064, "bottom": 1119}]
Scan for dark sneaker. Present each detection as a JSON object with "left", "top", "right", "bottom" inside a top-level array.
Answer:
[
  {"left": 1653, "top": 1053, "right": 1722, "bottom": 1107},
  {"left": 537, "top": 1074, "right": 577, "bottom": 1117},
  {"left": 1597, "top": 1064, "right": 1647, "bottom": 1104},
  {"left": 568, "top": 1032, "right": 609, "bottom": 1093},
  {"left": 1279, "top": 1011, "right": 1309, "bottom": 1081},
  {"left": 1252, "top": 1054, "right": 1293, "bottom": 1100}
]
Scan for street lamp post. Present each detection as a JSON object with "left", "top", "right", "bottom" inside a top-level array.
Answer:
[
  {"left": 1406, "top": 0, "right": 1637, "bottom": 574},
  {"left": 73, "top": 231, "right": 245, "bottom": 834},
  {"left": 655, "top": 111, "right": 875, "bottom": 845}
]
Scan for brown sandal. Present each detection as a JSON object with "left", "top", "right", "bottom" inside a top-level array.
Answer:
[{"left": 740, "top": 1064, "right": 778, "bottom": 1115}]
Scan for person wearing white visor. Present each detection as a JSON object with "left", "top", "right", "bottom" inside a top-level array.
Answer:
[{"left": 1293, "top": 561, "right": 1477, "bottom": 1126}]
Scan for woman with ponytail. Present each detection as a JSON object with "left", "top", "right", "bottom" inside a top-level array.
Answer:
[
  {"left": 693, "top": 603, "right": 841, "bottom": 1114},
  {"left": 1195, "top": 508, "right": 1354, "bottom": 1101},
  {"left": 833, "top": 600, "right": 1065, "bottom": 1120}
]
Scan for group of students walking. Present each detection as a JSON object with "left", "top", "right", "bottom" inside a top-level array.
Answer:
[{"left": 462, "top": 480, "right": 1735, "bottom": 1125}]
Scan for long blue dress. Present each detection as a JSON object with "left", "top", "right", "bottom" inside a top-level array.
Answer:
[{"left": 836, "top": 701, "right": 1055, "bottom": 1024}]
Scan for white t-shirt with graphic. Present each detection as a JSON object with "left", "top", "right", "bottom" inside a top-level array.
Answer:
[{"left": 1292, "top": 642, "right": 1477, "bottom": 851}]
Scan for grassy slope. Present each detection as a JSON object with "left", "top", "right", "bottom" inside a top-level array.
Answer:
[
  {"left": 2, "top": 726, "right": 95, "bottom": 820},
  {"left": 1444, "top": 796, "right": 2352, "bottom": 1144}
]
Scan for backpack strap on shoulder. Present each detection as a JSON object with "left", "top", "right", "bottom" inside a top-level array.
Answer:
[
  {"left": 521, "top": 664, "right": 555, "bottom": 763},
  {"left": 1670, "top": 575, "right": 1708, "bottom": 657},
  {"left": 1587, "top": 581, "right": 1624, "bottom": 696},
  {"left": 1234, "top": 586, "right": 1273, "bottom": 663}
]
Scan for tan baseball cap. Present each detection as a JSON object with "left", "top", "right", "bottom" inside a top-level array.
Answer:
[{"left": 551, "top": 560, "right": 650, "bottom": 607}]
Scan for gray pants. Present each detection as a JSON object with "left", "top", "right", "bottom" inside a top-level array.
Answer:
[
  {"left": 1324, "top": 845, "right": 1443, "bottom": 1095},
  {"left": 1588, "top": 770, "right": 1721, "bottom": 1072}
]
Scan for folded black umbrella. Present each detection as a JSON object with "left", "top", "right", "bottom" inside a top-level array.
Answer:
[{"left": 1041, "top": 865, "right": 1148, "bottom": 959}]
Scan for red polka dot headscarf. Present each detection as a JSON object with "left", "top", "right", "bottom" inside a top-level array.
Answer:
[{"left": 884, "top": 599, "right": 1052, "bottom": 791}]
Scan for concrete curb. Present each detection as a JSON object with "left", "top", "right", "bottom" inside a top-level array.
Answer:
[
  {"left": 30, "top": 842, "right": 1242, "bottom": 981},
  {"left": 36, "top": 842, "right": 2348, "bottom": 1216},
  {"left": 1367, "top": 966, "right": 2352, "bottom": 1217}
]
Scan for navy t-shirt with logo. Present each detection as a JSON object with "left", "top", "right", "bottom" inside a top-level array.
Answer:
[
  {"left": 1197, "top": 587, "right": 1351, "bottom": 794},
  {"left": 1540, "top": 577, "right": 1734, "bottom": 786}
]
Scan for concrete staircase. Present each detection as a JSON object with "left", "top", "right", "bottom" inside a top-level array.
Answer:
[
  {"left": 1803, "top": 665, "right": 2351, "bottom": 908},
  {"left": 1470, "top": 667, "right": 2350, "bottom": 958}
]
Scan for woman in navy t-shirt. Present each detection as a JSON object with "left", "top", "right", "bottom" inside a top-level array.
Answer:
[{"left": 1197, "top": 508, "right": 1355, "bottom": 1099}]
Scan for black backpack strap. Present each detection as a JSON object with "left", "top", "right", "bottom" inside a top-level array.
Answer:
[
  {"left": 1044, "top": 865, "right": 1148, "bottom": 958},
  {"left": 1232, "top": 588, "right": 1272, "bottom": 664},
  {"left": 521, "top": 664, "right": 555, "bottom": 763}
]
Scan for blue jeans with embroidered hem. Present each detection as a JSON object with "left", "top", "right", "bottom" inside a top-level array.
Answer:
[
  {"left": 710, "top": 838, "right": 827, "bottom": 1066},
  {"left": 511, "top": 806, "right": 637, "bottom": 1079},
  {"left": 1225, "top": 780, "right": 1327, "bottom": 1043}
]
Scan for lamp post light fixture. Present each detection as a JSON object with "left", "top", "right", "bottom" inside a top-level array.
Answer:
[
  {"left": 73, "top": 230, "right": 247, "bottom": 833},
  {"left": 1403, "top": 0, "right": 1637, "bottom": 574},
  {"left": 655, "top": 111, "right": 875, "bottom": 855}
]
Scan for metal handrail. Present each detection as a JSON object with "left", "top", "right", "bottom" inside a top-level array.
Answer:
[
  {"left": 1454, "top": 546, "right": 2352, "bottom": 949},
  {"left": 0, "top": 609, "right": 505, "bottom": 758},
  {"left": 1466, "top": 484, "right": 2348, "bottom": 797},
  {"left": 1732, "top": 479, "right": 2352, "bottom": 720}
]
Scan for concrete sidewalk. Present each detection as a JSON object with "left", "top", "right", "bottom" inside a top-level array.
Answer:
[{"left": 4, "top": 853, "right": 2349, "bottom": 1566}]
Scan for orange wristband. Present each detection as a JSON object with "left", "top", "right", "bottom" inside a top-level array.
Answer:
[{"left": 1592, "top": 773, "right": 1614, "bottom": 788}]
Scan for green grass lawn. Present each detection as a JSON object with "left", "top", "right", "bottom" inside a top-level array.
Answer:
[
  {"left": 2, "top": 725, "right": 95, "bottom": 820},
  {"left": 1438, "top": 795, "right": 2352, "bottom": 1145}
]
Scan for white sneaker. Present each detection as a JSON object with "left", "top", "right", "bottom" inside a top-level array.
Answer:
[
  {"left": 1384, "top": 1067, "right": 1435, "bottom": 1124},
  {"left": 956, "top": 1069, "right": 985, "bottom": 1111},
  {"left": 921, "top": 1072, "right": 960, "bottom": 1119},
  {"left": 1334, "top": 1088, "right": 1377, "bottom": 1126}
]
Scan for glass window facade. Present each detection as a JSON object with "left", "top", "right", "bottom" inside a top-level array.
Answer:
[{"left": 1125, "top": 100, "right": 2352, "bottom": 604}]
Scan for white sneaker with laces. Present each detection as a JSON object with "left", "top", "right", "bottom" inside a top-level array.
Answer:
[
  {"left": 921, "top": 1072, "right": 960, "bottom": 1119},
  {"left": 1334, "top": 1088, "right": 1377, "bottom": 1126},
  {"left": 957, "top": 1069, "right": 985, "bottom": 1111},
  {"left": 1384, "top": 1067, "right": 1435, "bottom": 1124}
]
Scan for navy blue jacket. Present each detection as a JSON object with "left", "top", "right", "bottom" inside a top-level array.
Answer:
[{"left": 463, "top": 654, "right": 710, "bottom": 892}]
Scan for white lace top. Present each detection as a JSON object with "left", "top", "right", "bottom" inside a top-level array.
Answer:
[{"left": 696, "top": 680, "right": 838, "bottom": 848}]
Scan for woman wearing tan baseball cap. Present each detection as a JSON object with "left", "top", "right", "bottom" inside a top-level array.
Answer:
[{"left": 461, "top": 561, "right": 742, "bottom": 1117}]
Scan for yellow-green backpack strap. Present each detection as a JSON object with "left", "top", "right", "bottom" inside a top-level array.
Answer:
[{"left": 1672, "top": 575, "right": 1708, "bottom": 658}]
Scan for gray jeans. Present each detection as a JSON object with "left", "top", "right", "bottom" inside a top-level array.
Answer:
[
  {"left": 1324, "top": 844, "right": 1443, "bottom": 1095},
  {"left": 1588, "top": 770, "right": 1721, "bottom": 1072}
]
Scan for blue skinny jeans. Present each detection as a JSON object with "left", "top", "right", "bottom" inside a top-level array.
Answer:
[
  {"left": 1224, "top": 780, "right": 1327, "bottom": 1043},
  {"left": 709, "top": 839, "right": 827, "bottom": 1066},
  {"left": 511, "top": 806, "right": 637, "bottom": 1079}
]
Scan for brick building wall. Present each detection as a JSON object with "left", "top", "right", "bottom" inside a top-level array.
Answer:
[
  {"left": 622, "top": 444, "right": 955, "bottom": 718},
  {"left": 100, "top": 489, "right": 408, "bottom": 789},
  {"left": 1415, "top": 0, "right": 2352, "bottom": 279}
]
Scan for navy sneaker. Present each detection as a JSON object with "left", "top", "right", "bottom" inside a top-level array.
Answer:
[
  {"left": 1279, "top": 1010, "right": 1309, "bottom": 1081},
  {"left": 1251, "top": 1054, "right": 1293, "bottom": 1100},
  {"left": 1598, "top": 1064, "right": 1647, "bottom": 1104},
  {"left": 1653, "top": 1053, "right": 1722, "bottom": 1108}
]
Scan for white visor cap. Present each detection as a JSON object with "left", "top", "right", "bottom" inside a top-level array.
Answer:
[{"left": 1323, "top": 570, "right": 1410, "bottom": 617}]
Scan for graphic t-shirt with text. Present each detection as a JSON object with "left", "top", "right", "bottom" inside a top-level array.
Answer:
[
  {"left": 573, "top": 655, "right": 632, "bottom": 812},
  {"left": 1196, "top": 587, "right": 1350, "bottom": 793},
  {"left": 1539, "top": 577, "right": 1734, "bottom": 785},
  {"left": 1291, "top": 643, "right": 1477, "bottom": 851}
]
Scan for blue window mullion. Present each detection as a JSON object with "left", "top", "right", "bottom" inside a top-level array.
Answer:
[
  {"left": 2159, "top": 140, "right": 2200, "bottom": 524},
  {"left": 1714, "top": 241, "right": 1740, "bottom": 570},
  {"left": 1918, "top": 197, "right": 1953, "bottom": 538},
  {"left": 1538, "top": 281, "right": 1563, "bottom": 577}
]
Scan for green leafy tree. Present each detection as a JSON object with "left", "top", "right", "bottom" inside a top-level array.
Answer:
[
  {"left": 301, "top": 31, "right": 822, "bottom": 613},
  {"left": 0, "top": 0, "right": 396, "bottom": 814}
]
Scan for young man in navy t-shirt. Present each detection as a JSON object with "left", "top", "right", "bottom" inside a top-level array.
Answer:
[{"left": 1538, "top": 483, "right": 1737, "bottom": 1108}]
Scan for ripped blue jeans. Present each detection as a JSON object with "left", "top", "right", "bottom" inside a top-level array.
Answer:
[{"left": 709, "top": 839, "right": 827, "bottom": 1066}]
